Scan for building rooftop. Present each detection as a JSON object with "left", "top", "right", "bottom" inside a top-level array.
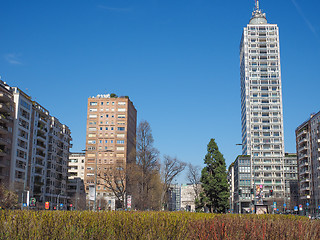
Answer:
[{"left": 249, "top": 0, "right": 267, "bottom": 25}]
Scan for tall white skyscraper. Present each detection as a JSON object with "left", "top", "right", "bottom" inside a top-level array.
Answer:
[{"left": 240, "top": 1, "right": 285, "bottom": 203}]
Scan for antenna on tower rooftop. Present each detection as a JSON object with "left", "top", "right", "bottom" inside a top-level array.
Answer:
[{"left": 255, "top": 0, "right": 260, "bottom": 11}]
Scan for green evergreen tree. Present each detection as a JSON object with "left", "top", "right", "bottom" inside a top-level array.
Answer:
[{"left": 200, "top": 138, "right": 229, "bottom": 213}]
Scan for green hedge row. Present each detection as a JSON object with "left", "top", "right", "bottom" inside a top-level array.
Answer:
[{"left": 0, "top": 211, "right": 319, "bottom": 239}]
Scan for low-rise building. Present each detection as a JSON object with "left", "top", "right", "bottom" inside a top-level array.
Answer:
[{"left": 180, "top": 184, "right": 198, "bottom": 212}]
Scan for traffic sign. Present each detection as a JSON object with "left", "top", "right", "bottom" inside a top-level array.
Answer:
[
  {"left": 294, "top": 206, "right": 298, "bottom": 211},
  {"left": 299, "top": 204, "right": 303, "bottom": 211},
  {"left": 306, "top": 203, "right": 310, "bottom": 206},
  {"left": 60, "top": 203, "right": 63, "bottom": 207},
  {"left": 283, "top": 203, "right": 286, "bottom": 207},
  {"left": 45, "top": 202, "right": 50, "bottom": 210},
  {"left": 318, "top": 206, "right": 320, "bottom": 210},
  {"left": 23, "top": 203, "right": 27, "bottom": 207},
  {"left": 30, "top": 198, "right": 36, "bottom": 207}
]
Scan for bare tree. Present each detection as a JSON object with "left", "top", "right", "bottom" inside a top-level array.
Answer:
[
  {"left": 132, "top": 120, "right": 161, "bottom": 210},
  {"left": 161, "top": 155, "right": 186, "bottom": 209},
  {"left": 187, "top": 163, "right": 201, "bottom": 200},
  {"left": 98, "top": 163, "right": 127, "bottom": 209},
  {"left": 0, "top": 184, "right": 18, "bottom": 209}
]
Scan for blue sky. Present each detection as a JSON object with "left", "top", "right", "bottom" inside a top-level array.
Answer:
[{"left": 1, "top": 0, "right": 320, "bottom": 183}]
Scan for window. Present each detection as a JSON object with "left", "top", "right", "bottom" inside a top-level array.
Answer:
[
  {"left": 89, "top": 114, "right": 97, "bottom": 118},
  {"left": 118, "top": 108, "right": 126, "bottom": 112},
  {"left": 118, "top": 115, "right": 125, "bottom": 119},
  {"left": 88, "top": 127, "right": 96, "bottom": 131},
  {"left": 118, "top": 127, "right": 125, "bottom": 131},
  {"left": 89, "top": 108, "right": 97, "bottom": 112},
  {"left": 105, "top": 140, "right": 108, "bottom": 143},
  {"left": 105, "top": 127, "right": 108, "bottom": 130},
  {"left": 90, "top": 102, "right": 97, "bottom": 106},
  {"left": 118, "top": 102, "right": 126, "bottom": 105},
  {"left": 88, "top": 140, "right": 96, "bottom": 144},
  {"left": 20, "top": 99, "right": 31, "bottom": 110},
  {"left": 117, "top": 147, "right": 124, "bottom": 151},
  {"left": 117, "top": 140, "right": 124, "bottom": 144}
]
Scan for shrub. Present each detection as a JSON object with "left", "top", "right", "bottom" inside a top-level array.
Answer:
[{"left": 0, "top": 211, "right": 319, "bottom": 239}]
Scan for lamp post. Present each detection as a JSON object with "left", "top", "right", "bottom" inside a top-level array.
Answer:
[{"left": 57, "top": 193, "right": 61, "bottom": 210}]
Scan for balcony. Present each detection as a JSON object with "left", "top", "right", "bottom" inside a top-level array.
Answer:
[
  {"left": 297, "top": 130, "right": 307, "bottom": 137},
  {"left": 0, "top": 148, "right": 9, "bottom": 157},
  {"left": 298, "top": 145, "right": 308, "bottom": 152},
  {"left": 36, "top": 141, "right": 47, "bottom": 150},
  {"left": 299, "top": 153, "right": 308, "bottom": 159},
  {"left": 0, "top": 125, "right": 8, "bottom": 134},
  {"left": 299, "top": 161, "right": 308, "bottom": 167},
  {"left": 0, "top": 114, "right": 11, "bottom": 123},
  {"left": 0, "top": 93, "right": 12, "bottom": 103},
  {"left": 301, "top": 179, "right": 310, "bottom": 185},
  {"left": 300, "top": 186, "right": 310, "bottom": 191},
  {"left": 297, "top": 138, "right": 307, "bottom": 145},
  {"left": 0, "top": 137, "right": 11, "bottom": 145},
  {"left": 0, "top": 103, "right": 10, "bottom": 113},
  {"left": 37, "top": 132, "right": 46, "bottom": 140},
  {"left": 35, "top": 159, "right": 44, "bottom": 167},
  {"left": 299, "top": 168, "right": 310, "bottom": 175},
  {"left": 36, "top": 151, "right": 45, "bottom": 158}
]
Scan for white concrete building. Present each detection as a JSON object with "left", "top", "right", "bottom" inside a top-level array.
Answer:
[
  {"left": 28, "top": 102, "right": 50, "bottom": 203},
  {"left": 68, "top": 152, "right": 85, "bottom": 180},
  {"left": 67, "top": 152, "right": 86, "bottom": 208},
  {"left": 227, "top": 163, "right": 235, "bottom": 212},
  {"left": 180, "top": 184, "right": 198, "bottom": 212},
  {"left": 10, "top": 88, "right": 33, "bottom": 192},
  {"left": 45, "top": 117, "right": 72, "bottom": 208},
  {"left": 240, "top": 1, "right": 285, "bottom": 205}
]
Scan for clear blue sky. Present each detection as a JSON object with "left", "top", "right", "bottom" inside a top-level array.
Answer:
[{"left": 1, "top": 0, "right": 320, "bottom": 183}]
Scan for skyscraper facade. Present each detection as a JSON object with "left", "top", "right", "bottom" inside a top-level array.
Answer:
[
  {"left": 240, "top": 1, "right": 285, "bottom": 205},
  {"left": 84, "top": 94, "right": 137, "bottom": 209}
]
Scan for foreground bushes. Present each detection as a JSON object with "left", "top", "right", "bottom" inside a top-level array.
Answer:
[{"left": 0, "top": 211, "right": 319, "bottom": 239}]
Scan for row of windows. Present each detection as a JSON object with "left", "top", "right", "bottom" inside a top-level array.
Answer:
[
  {"left": 89, "top": 108, "right": 126, "bottom": 112},
  {"left": 87, "top": 140, "right": 125, "bottom": 144},
  {"left": 90, "top": 101, "right": 126, "bottom": 106},
  {"left": 88, "top": 127, "right": 125, "bottom": 132},
  {"left": 88, "top": 114, "right": 126, "bottom": 119},
  {"left": 251, "top": 112, "right": 281, "bottom": 117},
  {"left": 251, "top": 118, "right": 281, "bottom": 123}
]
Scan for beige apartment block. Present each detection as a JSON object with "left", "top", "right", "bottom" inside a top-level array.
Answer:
[
  {"left": 84, "top": 94, "right": 137, "bottom": 208},
  {"left": 0, "top": 81, "right": 14, "bottom": 186}
]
